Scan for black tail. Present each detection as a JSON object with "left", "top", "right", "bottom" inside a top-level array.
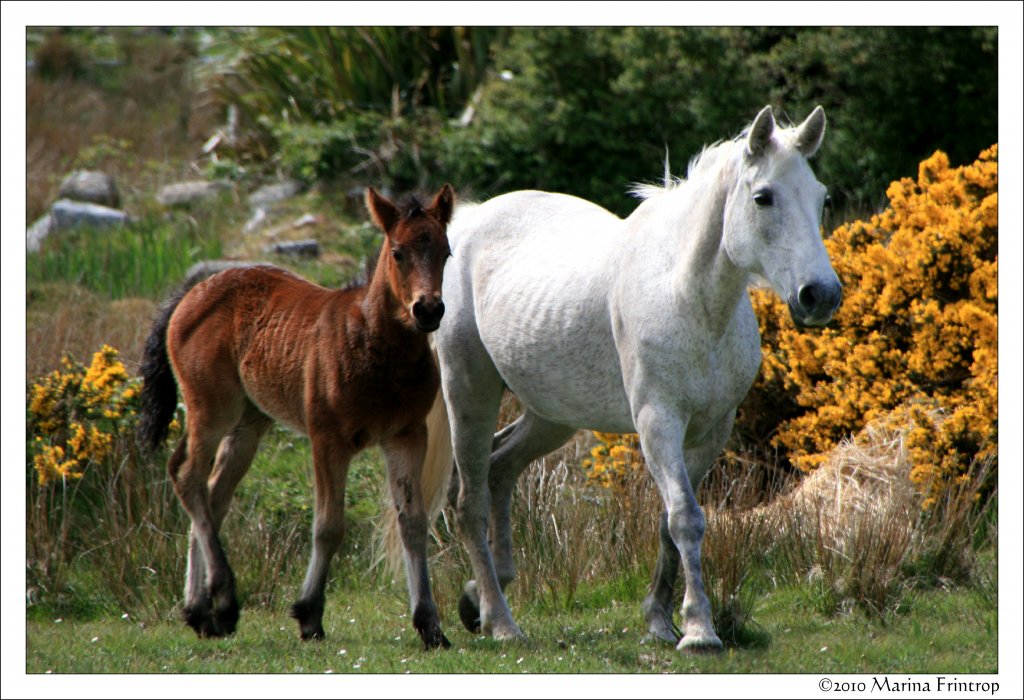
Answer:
[
  {"left": 137, "top": 262, "right": 255, "bottom": 451},
  {"left": 136, "top": 286, "right": 189, "bottom": 452}
]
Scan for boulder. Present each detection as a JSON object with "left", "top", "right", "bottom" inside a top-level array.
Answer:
[
  {"left": 264, "top": 239, "right": 320, "bottom": 259},
  {"left": 26, "top": 214, "right": 54, "bottom": 253},
  {"left": 156, "top": 180, "right": 232, "bottom": 207},
  {"left": 50, "top": 199, "right": 130, "bottom": 231},
  {"left": 248, "top": 179, "right": 304, "bottom": 207},
  {"left": 182, "top": 260, "right": 259, "bottom": 289},
  {"left": 58, "top": 170, "right": 120, "bottom": 208}
]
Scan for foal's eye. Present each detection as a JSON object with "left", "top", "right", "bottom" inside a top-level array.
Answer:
[
  {"left": 753, "top": 189, "right": 774, "bottom": 207},
  {"left": 391, "top": 249, "right": 405, "bottom": 263},
  {"left": 824, "top": 194, "right": 833, "bottom": 209}
]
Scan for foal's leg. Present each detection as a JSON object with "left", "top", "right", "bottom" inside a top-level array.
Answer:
[
  {"left": 634, "top": 402, "right": 723, "bottom": 652},
  {"left": 290, "top": 431, "right": 353, "bottom": 640},
  {"left": 458, "top": 411, "right": 575, "bottom": 632},
  {"left": 169, "top": 400, "right": 245, "bottom": 637},
  {"left": 184, "top": 404, "right": 273, "bottom": 623},
  {"left": 383, "top": 424, "right": 450, "bottom": 650}
]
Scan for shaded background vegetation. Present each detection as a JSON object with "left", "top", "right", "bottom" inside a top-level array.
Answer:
[{"left": 28, "top": 26, "right": 997, "bottom": 219}]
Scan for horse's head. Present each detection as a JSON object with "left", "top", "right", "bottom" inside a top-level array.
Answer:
[
  {"left": 724, "top": 105, "right": 842, "bottom": 328},
  {"left": 366, "top": 184, "right": 454, "bottom": 332}
]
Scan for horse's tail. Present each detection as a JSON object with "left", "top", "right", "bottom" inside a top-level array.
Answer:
[
  {"left": 136, "top": 285, "right": 189, "bottom": 452},
  {"left": 379, "top": 354, "right": 455, "bottom": 576}
]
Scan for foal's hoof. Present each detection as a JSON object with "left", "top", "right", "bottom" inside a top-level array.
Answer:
[
  {"left": 421, "top": 629, "right": 452, "bottom": 650},
  {"left": 458, "top": 591, "right": 481, "bottom": 634},
  {"left": 289, "top": 600, "right": 325, "bottom": 641},
  {"left": 183, "top": 598, "right": 238, "bottom": 639}
]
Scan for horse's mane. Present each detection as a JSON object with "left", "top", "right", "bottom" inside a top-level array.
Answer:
[
  {"left": 629, "top": 138, "right": 741, "bottom": 202},
  {"left": 629, "top": 114, "right": 803, "bottom": 202}
]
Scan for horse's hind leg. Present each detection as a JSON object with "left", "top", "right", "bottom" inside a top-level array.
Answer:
[
  {"left": 169, "top": 402, "right": 245, "bottom": 638},
  {"left": 642, "top": 510, "right": 682, "bottom": 644},
  {"left": 457, "top": 411, "right": 575, "bottom": 632},
  {"left": 383, "top": 424, "right": 450, "bottom": 650},
  {"left": 290, "top": 431, "right": 353, "bottom": 640},
  {"left": 183, "top": 403, "right": 272, "bottom": 628}
]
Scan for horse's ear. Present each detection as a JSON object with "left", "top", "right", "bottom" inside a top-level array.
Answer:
[
  {"left": 366, "top": 187, "right": 401, "bottom": 234},
  {"left": 430, "top": 183, "right": 455, "bottom": 226},
  {"left": 794, "top": 105, "right": 826, "bottom": 157},
  {"left": 746, "top": 105, "right": 775, "bottom": 158}
]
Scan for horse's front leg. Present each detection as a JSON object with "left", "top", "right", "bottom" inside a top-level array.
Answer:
[
  {"left": 384, "top": 424, "right": 450, "bottom": 650},
  {"left": 291, "top": 432, "right": 353, "bottom": 640},
  {"left": 635, "top": 403, "right": 723, "bottom": 653}
]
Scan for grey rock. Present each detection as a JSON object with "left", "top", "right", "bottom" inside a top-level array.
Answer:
[
  {"left": 248, "top": 179, "right": 304, "bottom": 207},
  {"left": 243, "top": 207, "right": 268, "bottom": 235},
  {"left": 156, "top": 180, "right": 232, "bottom": 207},
  {"left": 58, "top": 170, "right": 120, "bottom": 208},
  {"left": 50, "top": 199, "right": 130, "bottom": 231},
  {"left": 26, "top": 213, "right": 54, "bottom": 253},
  {"left": 265, "top": 239, "right": 320, "bottom": 258},
  {"left": 182, "top": 260, "right": 260, "bottom": 288}
]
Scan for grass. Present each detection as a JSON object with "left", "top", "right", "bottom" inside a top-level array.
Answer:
[{"left": 24, "top": 583, "right": 995, "bottom": 674}]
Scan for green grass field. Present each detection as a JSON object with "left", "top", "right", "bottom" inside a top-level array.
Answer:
[{"left": 25, "top": 582, "right": 995, "bottom": 675}]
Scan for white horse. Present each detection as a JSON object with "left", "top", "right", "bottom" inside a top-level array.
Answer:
[{"left": 427, "top": 106, "right": 840, "bottom": 652}]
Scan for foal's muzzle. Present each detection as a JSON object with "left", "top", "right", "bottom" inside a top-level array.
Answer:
[
  {"left": 788, "top": 279, "right": 842, "bottom": 328},
  {"left": 412, "top": 295, "right": 445, "bottom": 332}
]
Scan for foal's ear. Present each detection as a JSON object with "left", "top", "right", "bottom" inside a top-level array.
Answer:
[
  {"left": 746, "top": 105, "right": 776, "bottom": 158},
  {"left": 793, "top": 105, "right": 826, "bottom": 157},
  {"left": 429, "top": 183, "right": 455, "bottom": 226},
  {"left": 366, "top": 187, "right": 401, "bottom": 233}
]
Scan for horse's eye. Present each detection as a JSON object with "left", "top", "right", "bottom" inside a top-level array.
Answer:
[
  {"left": 824, "top": 194, "right": 832, "bottom": 209},
  {"left": 753, "top": 190, "right": 774, "bottom": 207},
  {"left": 391, "top": 249, "right": 405, "bottom": 263}
]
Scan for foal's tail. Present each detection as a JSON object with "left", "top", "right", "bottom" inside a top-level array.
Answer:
[
  {"left": 136, "top": 285, "right": 189, "bottom": 451},
  {"left": 379, "top": 364, "right": 456, "bottom": 576}
]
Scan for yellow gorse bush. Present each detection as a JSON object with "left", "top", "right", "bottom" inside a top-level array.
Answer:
[
  {"left": 28, "top": 345, "right": 142, "bottom": 485},
  {"left": 582, "top": 432, "right": 644, "bottom": 488},
  {"left": 747, "top": 145, "right": 997, "bottom": 504},
  {"left": 587, "top": 146, "right": 997, "bottom": 505}
]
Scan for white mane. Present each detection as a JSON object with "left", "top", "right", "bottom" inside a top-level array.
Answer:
[
  {"left": 629, "top": 115, "right": 806, "bottom": 202},
  {"left": 629, "top": 138, "right": 741, "bottom": 201}
]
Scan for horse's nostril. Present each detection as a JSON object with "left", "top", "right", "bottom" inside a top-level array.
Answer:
[
  {"left": 798, "top": 284, "right": 818, "bottom": 310},
  {"left": 413, "top": 298, "right": 444, "bottom": 322}
]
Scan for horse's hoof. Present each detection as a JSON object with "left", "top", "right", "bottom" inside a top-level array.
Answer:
[
  {"left": 642, "top": 613, "right": 681, "bottom": 646},
  {"left": 676, "top": 634, "right": 724, "bottom": 654},
  {"left": 421, "top": 629, "right": 452, "bottom": 650},
  {"left": 458, "top": 592, "right": 481, "bottom": 634},
  {"left": 490, "top": 625, "right": 527, "bottom": 643},
  {"left": 183, "top": 599, "right": 232, "bottom": 639},
  {"left": 290, "top": 599, "right": 325, "bottom": 640},
  {"left": 299, "top": 626, "right": 326, "bottom": 641}
]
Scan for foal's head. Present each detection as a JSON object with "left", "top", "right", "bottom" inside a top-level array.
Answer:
[{"left": 366, "top": 184, "right": 454, "bottom": 332}]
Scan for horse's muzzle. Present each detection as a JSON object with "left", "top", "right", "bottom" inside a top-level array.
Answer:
[
  {"left": 412, "top": 296, "right": 445, "bottom": 332},
  {"left": 788, "top": 279, "right": 842, "bottom": 328}
]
